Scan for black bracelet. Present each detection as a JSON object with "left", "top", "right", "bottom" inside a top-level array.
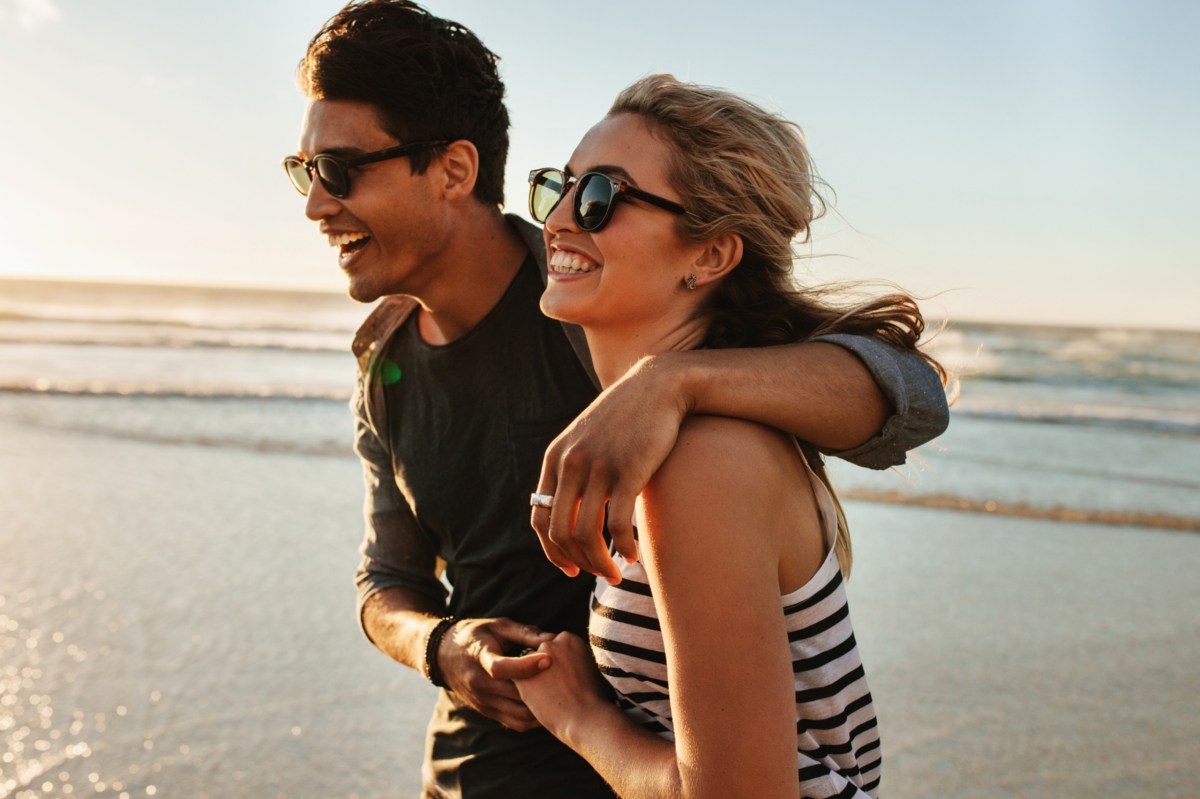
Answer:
[{"left": 423, "top": 616, "right": 459, "bottom": 688}]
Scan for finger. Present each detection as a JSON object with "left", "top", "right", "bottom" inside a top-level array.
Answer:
[
  {"left": 572, "top": 485, "right": 620, "bottom": 584},
  {"left": 530, "top": 489, "right": 556, "bottom": 551},
  {"left": 530, "top": 506, "right": 576, "bottom": 573},
  {"left": 534, "top": 438, "right": 562, "bottom": 502},
  {"left": 604, "top": 486, "right": 639, "bottom": 565},
  {"left": 487, "top": 651, "right": 552, "bottom": 681},
  {"left": 547, "top": 472, "right": 587, "bottom": 578},
  {"left": 530, "top": 457, "right": 559, "bottom": 553},
  {"left": 539, "top": 447, "right": 587, "bottom": 578}
]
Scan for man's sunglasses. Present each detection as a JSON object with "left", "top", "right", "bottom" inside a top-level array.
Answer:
[
  {"left": 528, "top": 168, "right": 687, "bottom": 233},
  {"left": 282, "top": 140, "right": 448, "bottom": 199}
]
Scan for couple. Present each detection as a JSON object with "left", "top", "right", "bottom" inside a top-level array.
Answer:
[{"left": 284, "top": 2, "right": 947, "bottom": 797}]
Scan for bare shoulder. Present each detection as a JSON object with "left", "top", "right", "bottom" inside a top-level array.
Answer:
[
  {"left": 641, "top": 415, "right": 811, "bottom": 539},
  {"left": 661, "top": 414, "right": 800, "bottom": 480}
]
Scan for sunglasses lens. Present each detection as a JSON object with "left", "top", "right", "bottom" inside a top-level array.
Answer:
[
  {"left": 530, "top": 170, "right": 565, "bottom": 223},
  {"left": 283, "top": 158, "right": 312, "bottom": 196},
  {"left": 575, "top": 174, "right": 613, "bottom": 231},
  {"left": 313, "top": 156, "right": 350, "bottom": 198}
]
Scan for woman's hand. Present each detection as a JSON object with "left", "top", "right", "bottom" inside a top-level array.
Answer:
[
  {"left": 530, "top": 354, "right": 688, "bottom": 583},
  {"left": 513, "top": 631, "right": 611, "bottom": 743}
]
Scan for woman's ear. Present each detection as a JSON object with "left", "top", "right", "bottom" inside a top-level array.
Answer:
[
  {"left": 436, "top": 139, "right": 479, "bottom": 199},
  {"left": 690, "top": 231, "right": 743, "bottom": 287}
]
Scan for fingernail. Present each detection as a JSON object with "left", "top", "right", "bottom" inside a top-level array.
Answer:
[{"left": 538, "top": 657, "right": 550, "bottom": 670}]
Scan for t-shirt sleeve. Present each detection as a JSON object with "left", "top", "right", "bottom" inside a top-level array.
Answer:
[
  {"left": 350, "top": 376, "right": 447, "bottom": 640},
  {"left": 812, "top": 332, "right": 949, "bottom": 470}
]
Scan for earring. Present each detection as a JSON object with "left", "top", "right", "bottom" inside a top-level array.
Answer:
[{"left": 685, "top": 274, "right": 697, "bottom": 291}]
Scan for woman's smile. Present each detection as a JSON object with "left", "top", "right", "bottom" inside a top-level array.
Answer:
[{"left": 548, "top": 245, "right": 602, "bottom": 276}]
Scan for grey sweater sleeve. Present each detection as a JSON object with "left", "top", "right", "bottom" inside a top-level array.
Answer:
[
  {"left": 812, "top": 333, "right": 949, "bottom": 469},
  {"left": 350, "top": 378, "right": 447, "bottom": 640}
]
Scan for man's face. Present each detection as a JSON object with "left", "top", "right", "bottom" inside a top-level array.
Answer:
[{"left": 296, "top": 98, "right": 442, "bottom": 303}]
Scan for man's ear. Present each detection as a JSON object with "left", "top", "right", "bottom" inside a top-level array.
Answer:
[
  {"left": 436, "top": 139, "right": 479, "bottom": 199},
  {"left": 690, "top": 231, "right": 743, "bottom": 287}
]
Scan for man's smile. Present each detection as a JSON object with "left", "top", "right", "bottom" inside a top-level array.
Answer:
[{"left": 325, "top": 231, "right": 372, "bottom": 267}]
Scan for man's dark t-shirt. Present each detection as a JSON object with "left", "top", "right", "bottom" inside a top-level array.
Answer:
[{"left": 369, "top": 254, "right": 611, "bottom": 797}]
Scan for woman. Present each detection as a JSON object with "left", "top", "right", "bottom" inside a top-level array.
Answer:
[{"left": 517, "top": 74, "right": 943, "bottom": 798}]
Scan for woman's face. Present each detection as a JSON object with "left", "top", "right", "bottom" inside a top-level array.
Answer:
[{"left": 540, "top": 113, "right": 703, "bottom": 334}]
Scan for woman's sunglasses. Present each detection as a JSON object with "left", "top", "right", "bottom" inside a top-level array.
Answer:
[
  {"left": 282, "top": 140, "right": 448, "bottom": 199},
  {"left": 528, "top": 168, "right": 687, "bottom": 232}
]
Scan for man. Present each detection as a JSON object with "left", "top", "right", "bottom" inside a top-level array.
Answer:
[{"left": 284, "top": 2, "right": 948, "bottom": 796}]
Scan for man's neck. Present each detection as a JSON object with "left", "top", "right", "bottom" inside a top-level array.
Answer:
[{"left": 415, "top": 208, "right": 527, "bottom": 345}]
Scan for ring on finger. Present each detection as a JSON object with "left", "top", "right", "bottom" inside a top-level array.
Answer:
[{"left": 530, "top": 492, "right": 554, "bottom": 509}]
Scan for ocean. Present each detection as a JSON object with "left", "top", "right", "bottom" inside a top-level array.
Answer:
[
  {"left": 2, "top": 277, "right": 1198, "bottom": 798},
  {"left": 4, "top": 277, "right": 1194, "bottom": 526}
]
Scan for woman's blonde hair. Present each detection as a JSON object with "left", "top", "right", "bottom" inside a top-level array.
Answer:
[{"left": 611, "top": 74, "right": 948, "bottom": 576}]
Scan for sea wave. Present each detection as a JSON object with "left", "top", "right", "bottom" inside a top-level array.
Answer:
[
  {"left": 3, "top": 416, "right": 355, "bottom": 457},
  {"left": 7, "top": 406, "right": 1196, "bottom": 531},
  {"left": 0, "top": 307, "right": 359, "bottom": 335},
  {"left": 950, "top": 402, "right": 1200, "bottom": 436},
  {"left": 928, "top": 323, "right": 1200, "bottom": 391},
  {"left": 0, "top": 278, "right": 366, "bottom": 332},
  {"left": 0, "top": 382, "right": 352, "bottom": 402},
  {"left": 0, "top": 331, "right": 348, "bottom": 353}
]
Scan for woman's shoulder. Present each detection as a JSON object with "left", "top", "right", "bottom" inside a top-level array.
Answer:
[
  {"left": 666, "top": 414, "right": 800, "bottom": 475},
  {"left": 641, "top": 415, "right": 810, "bottom": 531},
  {"left": 640, "top": 415, "right": 827, "bottom": 596}
]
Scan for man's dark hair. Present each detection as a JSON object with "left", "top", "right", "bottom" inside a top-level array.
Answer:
[{"left": 298, "top": 0, "right": 510, "bottom": 206}]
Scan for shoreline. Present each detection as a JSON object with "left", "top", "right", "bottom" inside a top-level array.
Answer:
[
  {"left": 2, "top": 407, "right": 1196, "bottom": 535},
  {"left": 841, "top": 488, "right": 1200, "bottom": 532}
]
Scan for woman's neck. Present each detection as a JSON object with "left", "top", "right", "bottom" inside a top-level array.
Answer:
[{"left": 586, "top": 318, "right": 709, "bottom": 388}]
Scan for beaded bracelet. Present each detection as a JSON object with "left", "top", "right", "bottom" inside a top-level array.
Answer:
[{"left": 423, "top": 616, "right": 460, "bottom": 688}]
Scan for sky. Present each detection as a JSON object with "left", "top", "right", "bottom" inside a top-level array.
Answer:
[{"left": 0, "top": 0, "right": 1196, "bottom": 330}]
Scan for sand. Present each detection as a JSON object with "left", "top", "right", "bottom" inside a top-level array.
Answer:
[{"left": 3, "top": 416, "right": 1197, "bottom": 798}]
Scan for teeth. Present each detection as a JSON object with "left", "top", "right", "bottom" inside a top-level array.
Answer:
[
  {"left": 327, "top": 231, "right": 369, "bottom": 248},
  {"left": 549, "top": 249, "right": 599, "bottom": 274}
]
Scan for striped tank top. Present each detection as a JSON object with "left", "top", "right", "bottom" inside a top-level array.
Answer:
[{"left": 589, "top": 457, "right": 882, "bottom": 798}]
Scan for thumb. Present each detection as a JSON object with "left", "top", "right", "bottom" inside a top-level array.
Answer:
[{"left": 484, "top": 649, "right": 552, "bottom": 681}]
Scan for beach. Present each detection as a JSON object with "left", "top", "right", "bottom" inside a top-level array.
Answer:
[
  {"left": 2, "top": 279, "right": 1199, "bottom": 797},
  {"left": 4, "top": 414, "right": 1197, "bottom": 798},
  {"left": 0, "top": 413, "right": 430, "bottom": 798}
]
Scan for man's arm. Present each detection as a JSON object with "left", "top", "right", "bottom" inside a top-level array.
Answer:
[
  {"left": 809, "top": 333, "right": 949, "bottom": 467},
  {"left": 531, "top": 336, "right": 948, "bottom": 582},
  {"left": 353, "top": 382, "right": 551, "bottom": 730},
  {"left": 361, "top": 588, "right": 552, "bottom": 731}
]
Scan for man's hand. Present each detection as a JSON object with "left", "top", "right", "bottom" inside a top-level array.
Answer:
[
  {"left": 436, "top": 617, "right": 553, "bottom": 731},
  {"left": 531, "top": 355, "right": 689, "bottom": 584}
]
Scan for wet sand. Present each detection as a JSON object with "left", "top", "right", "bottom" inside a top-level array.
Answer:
[
  {"left": 843, "top": 501, "right": 1199, "bottom": 798},
  {"left": 2, "top": 417, "right": 1197, "bottom": 798}
]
